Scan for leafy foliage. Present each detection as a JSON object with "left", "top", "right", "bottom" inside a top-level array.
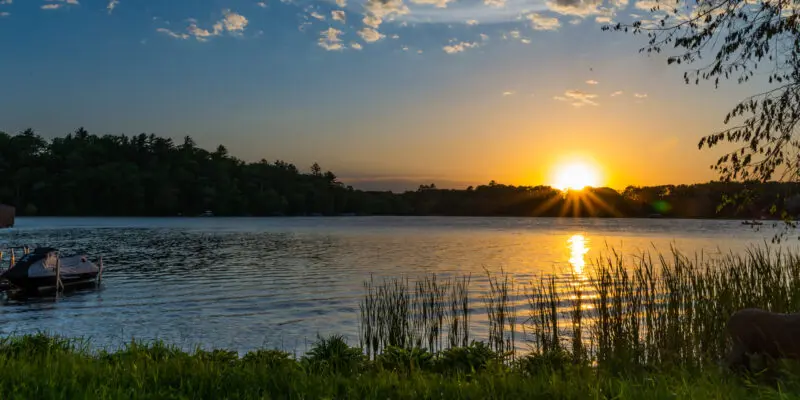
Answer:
[{"left": 604, "top": 0, "right": 800, "bottom": 226}]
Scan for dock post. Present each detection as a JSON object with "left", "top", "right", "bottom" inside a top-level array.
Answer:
[
  {"left": 55, "top": 257, "right": 63, "bottom": 293},
  {"left": 10, "top": 249, "right": 14, "bottom": 268},
  {"left": 97, "top": 256, "right": 103, "bottom": 285}
]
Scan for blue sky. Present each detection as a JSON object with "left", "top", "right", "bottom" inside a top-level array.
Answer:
[{"left": 0, "top": 0, "right": 771, "bottom": 191}]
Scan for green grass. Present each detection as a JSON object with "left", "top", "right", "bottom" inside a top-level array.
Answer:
[{"left": 0, "top": 332, "right": 799, "bottom": 399}]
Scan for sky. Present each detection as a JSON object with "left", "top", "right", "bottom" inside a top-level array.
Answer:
[{"left": 0, "top": 0, "right": 774, "bottom": 192}]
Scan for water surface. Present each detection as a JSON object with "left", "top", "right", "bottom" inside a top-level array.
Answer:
[{"left": 0, "top": 217, "right": 792, "bottom": 353}]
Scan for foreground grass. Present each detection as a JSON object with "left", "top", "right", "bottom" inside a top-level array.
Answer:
[{"left": 1, "top": 333, "right": 800, "bottom": 399}]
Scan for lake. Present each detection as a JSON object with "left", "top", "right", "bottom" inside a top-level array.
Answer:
[{"left": 0, "top": 216, "right": 794, "bottom": 354}]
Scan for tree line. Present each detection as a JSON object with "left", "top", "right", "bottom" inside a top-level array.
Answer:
[{"left": 1, "top": 128, "right": 799, "bottom": 219}]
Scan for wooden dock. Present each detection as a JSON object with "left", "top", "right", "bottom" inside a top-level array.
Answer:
[{"left": 0, "top": 204, "right": 14, "bottom": 228}]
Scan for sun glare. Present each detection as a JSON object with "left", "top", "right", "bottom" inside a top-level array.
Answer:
[{"left": 552, "top": 161, "right": 601, "bottom": 191}]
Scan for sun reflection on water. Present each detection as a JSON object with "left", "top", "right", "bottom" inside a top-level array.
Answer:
[{"left": 568, "top": 234, "right": 589, "bottom": 276}]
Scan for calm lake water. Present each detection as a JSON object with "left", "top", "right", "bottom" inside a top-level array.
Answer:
[{"left": 0, "top": 217, "right": 795, "bottom": 354}]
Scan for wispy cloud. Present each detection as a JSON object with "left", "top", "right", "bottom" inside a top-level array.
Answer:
[
  {"left": 358, "top": 27, "right": 385, "bottom": 43},
  {"left": 484, "top": 0, "right": 506, "bottom": 7},
  {"left": 107, "top": 0, "right": 118, "bottom": 14},
  {"left": 351, "top": 42, "right": 363, "bottom": 50},
  {"left": 0, "top": 0, "right": 11, "bottom": 4},
  {"left": 318, "top": 27, "right": 344, "bottom": 51},
  {"left": 410, "top": 0, "right": 455, "bottom": 9},
  {"left": 332, "top": 10, "right": 346, "bottom": 22},
  {"left": 0, "top": 11, "right": 8, "bottom": 16},
  {"left": 42, "top": 0, "right": 78, "bottom": 10},
  {"left": 158, "top": 10, "right": 249, "bottom": 42},
  {"left": 527, "top": 13, "right": 560, "bottom": 31},
  {"left": 310, "top": 11, "right": 325, "bottom": 20},
  {"left": 336, "top": 0, "right": 347, "bottom": 7},
  {"left": 443, "top": 41, "right": 478, "bottom": 54},
  {"left": 633, "top": 92, "right": 648, "bottom": 98},
  {"left": 586, "top": 79, "right": 598, "bottom": 85},
  {"left": 610, "top": 90, "right": 623, "bottom": 96},
  {"left": 555, "top": 89, "right": 599, "bottom": 107},
  {"left": 502, "top": 90, "right": 515, "bottom": 96},
  {"left": 466, "top": 19, "right": 479, "bottom": 25},
  {"left": 634, "top": 0, "right": 659, "bottom": 10}
]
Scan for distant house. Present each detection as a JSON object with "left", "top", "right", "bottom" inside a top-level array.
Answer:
[{"left": 0, "top": 204, "right": 15, "bottom": 228}]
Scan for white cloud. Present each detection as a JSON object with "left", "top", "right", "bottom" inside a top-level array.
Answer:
[
  {"left": 520, "top": 38, "right": 531, "bottom": 44},
  {"left": 318, "top": 27, "right": 344, "bottom": 50},
  {"left": 358, "top": 27, "right": 385, "bottom": 42},
  {"left": 595, "top": 15, "right": 612, "bottom": 23},
  {"left": 310, "top": 11, "right": 326, "bottom": 20},
  {"left": 362, "top": 0, "right": 409, "bottom": 29},
  {"left": 410, "top": 0, "right": 454, "bottom": 8},
  {"left": 586, "top": 79, "right": 598, "bottom": 85},
  {"left": 484, "top": 0, "right": 506, "bottom": 7},
  {"left": 479, "top": 33, "right": 489, "bottom": 41},
  {"left": 336, "top": 0, "right": 347, "bottom": 6},
  {"left": 42, "top": 0, "right": 78, "bottom": 9},
  {"left": 610, "top": 90, "right": 623, "bottom": 96},
  {"left": 332, "top": 10, "right": 346, "bottom": 22},
  {"left": 527, "top": 13, "right": 560, "bottom": 30},
  {"left": 555, "top": 89, "right": 599, "bottom": 107},
  {"left": 508, "top": 29, "right": 520, "bottom": 38},
  {"left": 634, "top": 93, "right": 648, "bottom": 98},
  {"left": 634, "top": 0, "right": 659, "bottom": 10},
  {"left": 0, "top": 0, "right": 11, "bottom": 4},
  {"left": 443, "top": 41, "right": 478, "bottom": 54},
  {"left": 157, "top": 28, "right": 190, "bottom": 40},
  {"left": 503, "top": 90, "right": 515, "bottom": 96},
  {"left": 158, "top": 10, "right": 249, "bottom": 42},
  {"left": 0, "top": 11, "right": 8, "bottom": 16},
  {"left": 107, "top": 0, "right": 118, "bottom": 14},
  {"left": 466, "top": 19, "right": 479, "bottom": 25},
  {"left": 351, "top": 42, "right": 363, "bottom": 50},
  {"left": 257, "top": 2, "right": 267, "bottom": 7}
]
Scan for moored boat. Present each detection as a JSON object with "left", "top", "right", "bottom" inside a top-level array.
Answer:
[{"left": 0, "top": 247, "right": 103, "bottom": 294}]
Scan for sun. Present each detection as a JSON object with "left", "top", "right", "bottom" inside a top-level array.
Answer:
[{"left": 552, "top": 161, "right": 601, "bottom": 191}]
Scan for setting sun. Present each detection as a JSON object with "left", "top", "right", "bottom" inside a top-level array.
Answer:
[{"left": 552, "top": 162, "right": 601, "bottom": 191}]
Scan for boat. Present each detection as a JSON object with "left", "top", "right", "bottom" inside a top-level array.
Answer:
[
  {"left": 742, "top": 220, "right": 764, "bottom": 226},
  {"left": 0, "top": 247, "right": 103, "bottom": 294}
]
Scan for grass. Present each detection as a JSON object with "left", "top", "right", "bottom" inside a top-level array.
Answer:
[
  {"left": 2, "top": 332, "right": 800, "bottom": 399},
  {"left": 6, "top": 244, "right": 800, "bottom": 398}
]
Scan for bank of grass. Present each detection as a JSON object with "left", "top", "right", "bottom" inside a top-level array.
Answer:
[{"left": 0, "top": 333, "right": 799, "bottom": 399}]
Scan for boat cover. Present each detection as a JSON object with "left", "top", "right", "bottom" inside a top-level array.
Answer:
[{"left": 2, "top": 247, "right": 98, "bottom": 280}]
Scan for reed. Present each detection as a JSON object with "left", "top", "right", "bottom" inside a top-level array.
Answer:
[{"left": 359, "top": 244, "right": 800, "bottom": 373}]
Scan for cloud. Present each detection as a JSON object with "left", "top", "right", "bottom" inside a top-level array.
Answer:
[
  {"left": 484, "top": 0, "right": 506, "bottom": 7},
  {"left": 442, "top": 41, "right": 478, "bottom": 54},
  {"left": 336, "top": 0, "right": 347, "bottom": 6},
  {"left": 156, "top": 28, "right": 190, "bottom": 40},
  {"left": 107, "top": 0, "right": 118, "bottom": 14},
  {"left": 42, "top": 0, "right": 78, "bottom": 9},
  {"left": 351, "top": 42, "right": 363, "bottom": 50},
  {"left": 0, "top": 11, "right": 7, "bottom": 16},
  {"left": 586, "top": 79, "right": 598, "bottom": 85},
  {"left": 527, "top": 13, "right": 560, "bottom": 30},
  {"left": 0, "top": 0, "right": 11, "bottom": 4},
  {"left": 310, "top": 11, "right": 326, "bottom": 20},
  {"left": 547, "top": 0, "right": 604, "bottom": 17},
  {"left": 318, "top": 27, "right": 344, "bottom": 50},
  {"left": 610, "top": 90, "right": 623, "bottom": 96},
  {"left": 634, "top": 0, "right": 659, "bottom": 10},
  {"left": 332, "top": 10, "right": 346, "bottom": 22},
  {"left": 502, "top": 90, "right": 515, "bottom": 96},
  {"left": 633, "top": 93, "right": 648, "bottom": 98},
  {"left": 479, "top": 33, "right": 489, "bottom": 41},
  {"left": 466, "top": 19, "right": 479, "bottom": 25},
  {"left": 508, "top": 29, "right": 520, "bottom": 38},
  {"left": 362, "top": 0, "right": 409, "bottom": 29},
  {"left": 521, "top": 38, "right": 531, "bottom": 43},
  {"left": 410, "top": 0, "right": 455, "bottom": 9},
  {"left": 555, "top": 89, "right": 599, "bottom": 107},
  {"left": 358, "top": 27, "right": 385, "bottom": 42},
  {"left": 257, "top": 2, "right": 267, "bottom": 7},
  {"left": 158, "top": 10, "right": 249, "bottom": 42}
]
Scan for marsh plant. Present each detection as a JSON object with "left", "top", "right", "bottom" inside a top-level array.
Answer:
[{"left": 359, "top": 245, "right": 800, "bottom": 372}]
